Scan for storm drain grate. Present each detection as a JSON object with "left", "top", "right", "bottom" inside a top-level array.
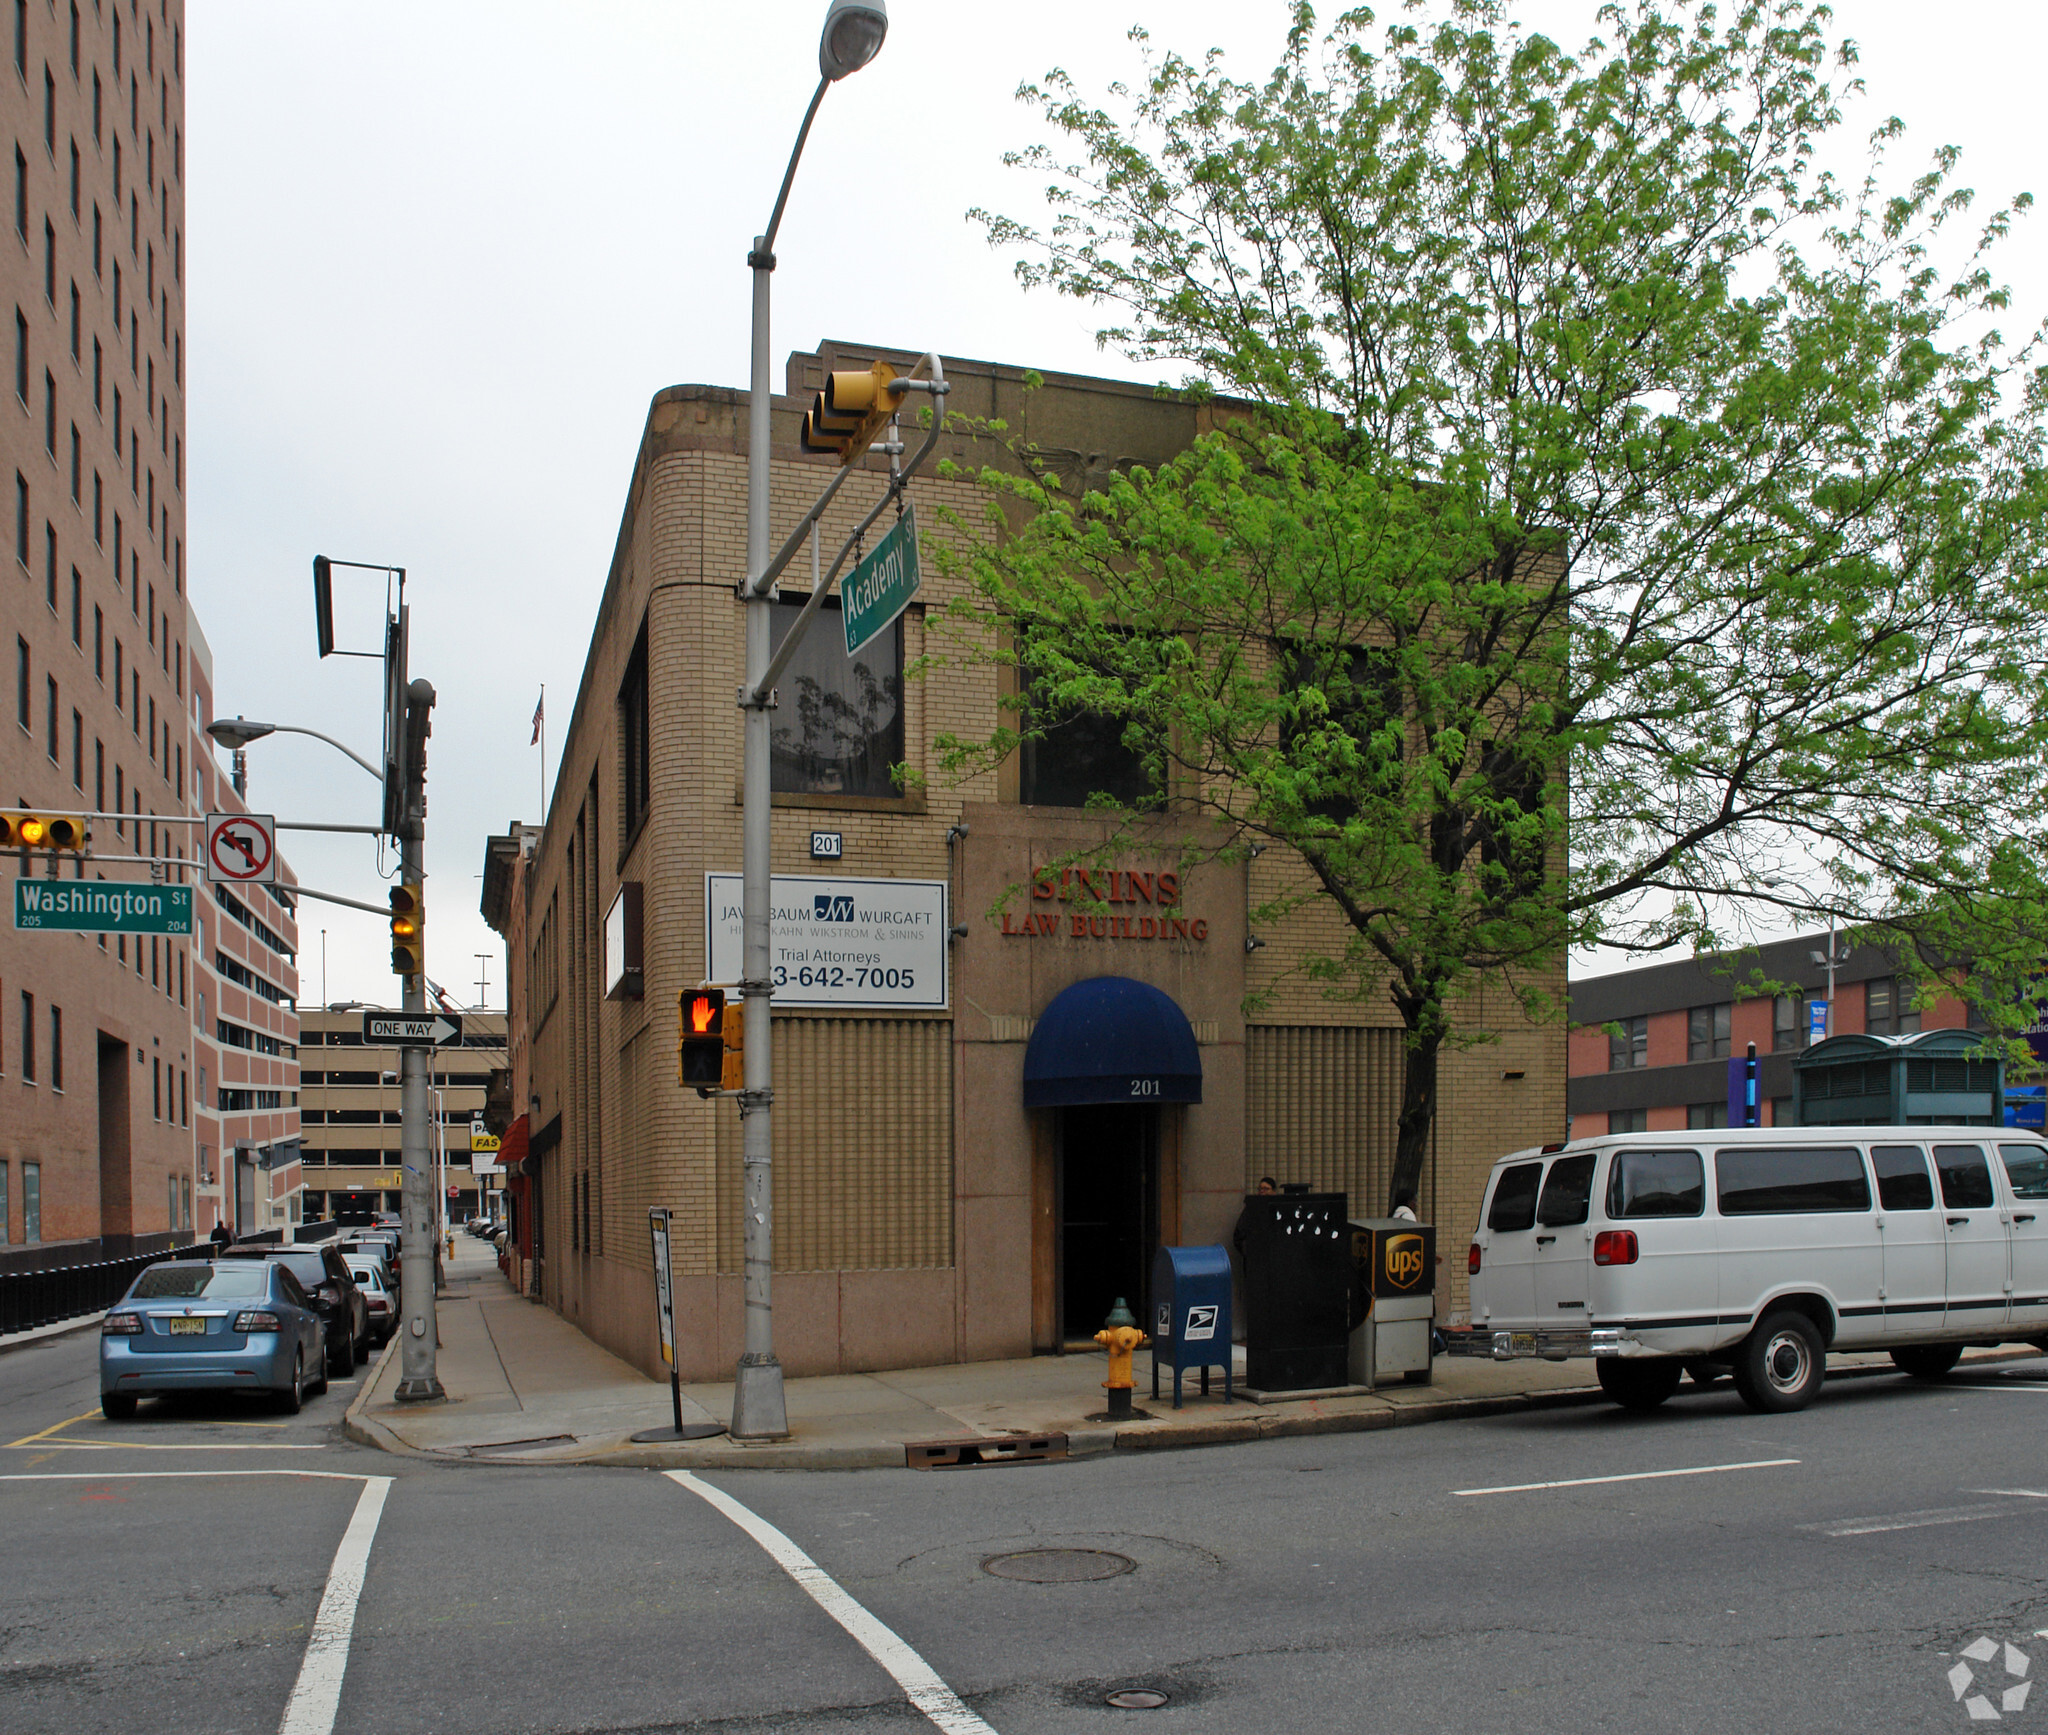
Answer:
[
  {"left": 464, "top": 1435, "right": 578, "bottom": 1456},
  {"left": 980, "top": 1548, "right": 1135, "bottom": 1583},
  {"left": 905, "top": 1433, "right": 1067, "bottom": 1470}
]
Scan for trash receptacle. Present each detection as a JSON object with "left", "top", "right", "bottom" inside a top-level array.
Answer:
[
  {"left": 1239, "top": 1191, "right": 1350, "bottom": 1392},
  {"left": 1150, "top": 1244, "right": 1233, "bottom": 1409},
  {"left": 1347, "top": 1218, "right": 1437, "bottom": 1386}
]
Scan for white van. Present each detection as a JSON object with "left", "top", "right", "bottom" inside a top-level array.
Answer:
[{"left": 1465, "top": 1126, "right": 2048, "bottom": 1412}]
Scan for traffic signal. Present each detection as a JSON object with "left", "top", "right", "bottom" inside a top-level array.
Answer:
[
  {"left": 1, "top": 812, "right": 86, "bottom": 850},
  {"left": 800, "top": 360, "right": 900, "bottom": 465},
  {"left": 389, "top": 883, "right": 425, "bottom": 976},
  {"left": 679, "top": 987, "right": 727, "bottom": 1091}
]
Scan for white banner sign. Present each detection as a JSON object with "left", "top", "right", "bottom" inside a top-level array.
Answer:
[{"left": 705, "top": 873, "right": 948, "bottom": 1010}]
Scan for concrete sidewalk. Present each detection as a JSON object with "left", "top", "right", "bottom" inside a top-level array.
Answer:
[{"left": 344, "top": 1238, "right": 2026, "bottom": 1470}]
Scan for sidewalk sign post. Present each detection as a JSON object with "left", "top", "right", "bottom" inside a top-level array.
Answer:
[{"left": 650, "top": 1207, "right": 682, "bottom": 1436}]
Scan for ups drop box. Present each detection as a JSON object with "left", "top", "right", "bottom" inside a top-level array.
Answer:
[
  {"left": 1348, "top": 1218, "right": 1437, "bottom": 1386},
  {"left": 1149, "top": 1243, "right": 1234, "bottom": 1409}
]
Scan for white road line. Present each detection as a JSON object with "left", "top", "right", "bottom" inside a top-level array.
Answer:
[
  {"left": 1455, "top": 1458, "right": 1799, "bottom": 1497},
  {"left": 667, "top": 1470, "right": 998, "bottom": 1735},
  {"left": 0, "top": 1469, "right": 362, "bottom": 1480},
  {"left": 1803, "top": 1503, "right": 2020, "bottom": 1537},
  {"left": 1970, "top": 1489, "right": 2048, "bottom": 1499},
  {"left": 1950, "top": 1382, "right": 2048, "bottom": 1393},
  {"left": 278, "top": 1475, "right": 390, "bottom": 1735},
  {"left": 10, "top": 1441, "right": 327, "bottom": 1450}
]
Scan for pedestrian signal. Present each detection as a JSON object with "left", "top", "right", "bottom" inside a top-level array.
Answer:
[
  {"left": 2, "top": 812, "right": 86, "bottom": 850},
  {"left": 800, "top": 361, "right": 900, "bottom": 465},
  {"left": 389, "top": 883, "right": 425, "bottom": 976},
  {"left": 680, "top": 987, "right": 728, "bottom": 1092}
]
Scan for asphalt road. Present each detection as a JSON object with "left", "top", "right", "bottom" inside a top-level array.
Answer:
[{"left": 1, "top": 1322, "right": 2044, "bottom": 1734}]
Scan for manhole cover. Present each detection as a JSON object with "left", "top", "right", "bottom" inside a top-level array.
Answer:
[
  {"left": 1106, "top": 1688, "right": 1170, "bottom": 1709},
  {"left": 981, "top": 1548, "right": 1136, "bottom": 1584}
]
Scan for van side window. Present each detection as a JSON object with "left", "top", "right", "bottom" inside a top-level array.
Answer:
[
  {"left": 1537, "top": 1154, "right": 1596, "bottom": 1226},
  {"left": 1870, "top": 1144, "right": 1934, "bottom": 1211},
  {"left": 1934, "top": 1144, "right": 1996, "bottom": 1211},
  {"left": 1487, "top": 1162, "right": 1543, "bottom": 1232},
  {"left": 1606, "top": 1148, "right": 1705, "bottom": 1218},
  {"left": 1998, "top": 1144, "right": 2048, "bottom": 1201},
  {"left": 1717, "top": 1146, "right": 1871, "bottom": 1215}
]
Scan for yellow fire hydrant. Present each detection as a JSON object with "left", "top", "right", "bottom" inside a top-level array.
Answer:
[{"left": 1094, "top": 1297, "right": 1149, "bottom": 1420}]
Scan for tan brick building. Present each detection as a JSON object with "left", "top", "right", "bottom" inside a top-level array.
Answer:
[{"left": 499, "top": 340, "right": 1566, "bottom": 1383}]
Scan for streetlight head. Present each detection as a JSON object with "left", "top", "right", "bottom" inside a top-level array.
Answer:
[
  {"left": 206, "top": 716, "right": 277, "bottom": 750},
  {"left": 819, "top": 0, "right": 885, "bottom": 80}
]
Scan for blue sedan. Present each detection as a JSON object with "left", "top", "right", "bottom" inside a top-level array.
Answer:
[{"left": 99, "top": 1259, "right": 328, "bottom": 1419}]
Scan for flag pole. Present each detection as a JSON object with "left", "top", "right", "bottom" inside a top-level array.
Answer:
[{"left": 537, "top": 685, "right": 546, "bottom": 818}]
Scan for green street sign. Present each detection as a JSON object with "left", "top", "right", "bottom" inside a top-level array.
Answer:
[
  {"left": 842, "top": 505, "right": 921, "bottom": 657},
  {"left": 13, "top": 880, "right": 193, "bottom": 934}
]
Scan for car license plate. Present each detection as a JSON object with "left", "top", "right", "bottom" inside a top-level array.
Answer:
[
  {"left": 1508, "top": 1332, "right": 1538, "bottom": 1356},
  {"left": 168, "top": 1317, "right": 206, "bottom": 1335}
]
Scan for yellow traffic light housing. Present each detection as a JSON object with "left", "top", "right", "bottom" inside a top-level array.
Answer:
[
  {"left": 389, "top": 883, "right": 425, "bottom": 977},
  {"left": 800, "top": 361, "right": 900, "bottom": 465},
  {"left": 720, "top": 993, "right": 745, "bottom": 1093},
  {"left": 2, "top": 812, "right": 86, "bottom": 850},
  {"left": 680, "top": 986, "right": 727, "bottom": 1092}
]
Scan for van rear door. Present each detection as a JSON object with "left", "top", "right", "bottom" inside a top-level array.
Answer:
[
  {"left": 1934, "top": 1143, "right": 2010, "bottom": 1334},
  {"left": 1533, "top": 1153, "right": 1596, "bottom": 1326},
  {"left": 1474, "top": 1159, "right": 1544, "bottom": 1329}
]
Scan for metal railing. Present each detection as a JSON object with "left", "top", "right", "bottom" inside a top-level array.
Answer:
[{"left": 0, "top": 1249, "right": 164, "bottom": 1338}]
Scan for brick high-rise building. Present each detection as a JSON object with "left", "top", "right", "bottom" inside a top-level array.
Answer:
[{"left": 0, "top": 2, "right": 300, "bottom": 1269}]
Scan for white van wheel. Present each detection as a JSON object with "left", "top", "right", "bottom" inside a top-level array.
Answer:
[
  {"left": 1890, "top": 1344, "right": 1962, "bottom": 1381},
  {"left": 1735, "top": 1312, "right": 1824, "bottom": 1413},
  {"left": 1597, "top": 1358, "right": 1683, "bottom": 1412}
]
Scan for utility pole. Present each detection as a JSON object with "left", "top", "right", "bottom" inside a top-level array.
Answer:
[{"left": 394, "top": 675, "right": 443, "bottom": 1402}]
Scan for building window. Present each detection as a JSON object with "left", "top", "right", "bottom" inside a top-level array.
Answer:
[
  {"left": 44, "top": 673, "right": 56, "bottom": 758},
  {"left": 1686, "top": 1100, "right": 1727, "bottom": 1130},
  {"left": 1865, "top": 976, "right": 1921, "bottom": 1038},
  {"left": 42, "top": 521, "right": 54, "bottom": 605},
  {"left": 14, "top": 634, "right": 27, "bottom": 729},
  {"left": 69, "top": 707, "right": 80, "bottom": 786},
  {"left": 1773, "top": 993, "right": 1806, "bottom": 1053},
  {"left": 19, "top": 989, "right": 33, "bottom": 1080},
  {"left": 22, "top": 1161, "right": 38, "bottom": 1244},
  {"left": 47, "top": 1003, "right": 58, "bottom": 1090},
  {"left": 69, "top": 566, "right": 79, "bottom": 642},
  {"left": 14, "top": 470, "right": 25, "bottom": 563},
  {"left": 1608, "top": 1108, "right": 1648, "bottom": 1135},
  {"left": 12, "top": 148, "right": 24, "bottom": 243},
  {"left": 618, "top": 622, "right": 650, "bottom": 841},
  {"left": 1607, "top": 1014, "right": 1649, "bottom": 1071},
  {"left": 152, "top": 1055, "right": 160, "bottom": 1119},
  {"left": 767, "top": 595, "right": 903, "bottom": 800},
  {"left": 1016, "top": 666, "right": 1159, "bottom": 811}
]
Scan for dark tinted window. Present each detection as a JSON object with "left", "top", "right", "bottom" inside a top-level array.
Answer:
[
  {"left": 264, "top": 1250, "right": 328, "bottom": 1287},
  {"left": 1934, "top": 1144, "right": 1996, "bottom": 1211},
  {"left": 1537, "top": 1154, "right": 1596, "bottom": 1226},
  {"left": 1606, "top": 1149, "right": 1705, "bottom": 1218},
  {"left": 130, "top": 1263, "right": 268, "bottom": 1299},
  {"left": 1487, "top": 1162, "right": 1542, "bottom": 1233},
  {"left": 1999, "top": 1144, "right": 2048, "bottom": 1202},
  {"left": 769, "top": 596, "right": 902, "bottom": 799},
  {"left": 1870, "top": 1144, "right": 1934, "bottom": 1212},
  {"left": 276, "top": 1266, "right": 311, "bottom": 1308},
  {"left": 1716, "top": 1146, "right": 1871, "bottom": 1215}
]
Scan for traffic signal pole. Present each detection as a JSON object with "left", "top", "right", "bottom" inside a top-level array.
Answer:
[{"left": 393, "top": 675, "right": 444, "bottom": 1403}]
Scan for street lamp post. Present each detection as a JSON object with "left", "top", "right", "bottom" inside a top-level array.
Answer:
[{"left": 730, "top": 0, "right": 888, "bottom": 1442}]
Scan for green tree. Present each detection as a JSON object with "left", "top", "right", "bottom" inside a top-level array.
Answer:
[{"left": 930, "top": 0, "right": 2048, "bottom": 1206}]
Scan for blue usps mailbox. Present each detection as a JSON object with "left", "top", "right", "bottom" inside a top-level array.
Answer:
[{"left": 1150, "top": 1244, "right": 1234, "bottom": 1409}]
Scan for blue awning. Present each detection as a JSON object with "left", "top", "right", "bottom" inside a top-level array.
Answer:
[{"left": 1022, "top": 977, "right": 1202, "bottom": 1108}]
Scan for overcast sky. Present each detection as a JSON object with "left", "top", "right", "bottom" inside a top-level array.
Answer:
[{"left": 185, "top": 1, "right": 2047, "bottom": 1007}]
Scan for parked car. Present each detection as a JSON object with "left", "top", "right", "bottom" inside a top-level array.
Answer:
[
  {"left": 1466, "top": 1126, "right": 2048, "bottom": 1413},
  {"left": 100, "top": 1259, "right": 327, "bottom": 1418},
  {"left": 343, "top": 1260, "right": 397, "bottom": 1346},
  {"left": 338, "top": 1236, "right": 399, "bottom": 1286},
  {"left": 218, "top": 1244, "right": 369, "bottom": 1376}
]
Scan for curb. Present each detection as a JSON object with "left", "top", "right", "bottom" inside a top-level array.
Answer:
[
  {"left": 0, "top": 1312, "right": 106, "bottom": 1356},
  {"left": 336, "top": 1345, "right": 2045, "bottom": 1473},
  {"left": 340, "top": 1333, "right": 433, "bottom": 1459}
]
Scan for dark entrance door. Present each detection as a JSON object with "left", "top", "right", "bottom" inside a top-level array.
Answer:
[{"left": 1060, "top": 1104, "right": 1158, "bottom": 1345}]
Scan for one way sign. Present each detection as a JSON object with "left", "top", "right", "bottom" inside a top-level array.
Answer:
[{"left": 363, "top": 1012, "right": 464, "bottom": 1048}]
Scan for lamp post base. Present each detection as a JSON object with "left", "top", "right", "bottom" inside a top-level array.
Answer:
[
  {"left": 393, "top": 1377, "right": 446, "bottom": 1404},
  {"left": 730, "top": 1355, "right": 789, "bottom": 1440}
]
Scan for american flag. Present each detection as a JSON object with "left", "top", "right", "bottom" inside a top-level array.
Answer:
[{"left": 530, "top": 689, "right": 544, "bottom": 746}]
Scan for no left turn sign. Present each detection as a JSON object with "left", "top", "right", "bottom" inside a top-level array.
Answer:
[{"left": 206, "top": 813, "right": 277, "bottom": 884}]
